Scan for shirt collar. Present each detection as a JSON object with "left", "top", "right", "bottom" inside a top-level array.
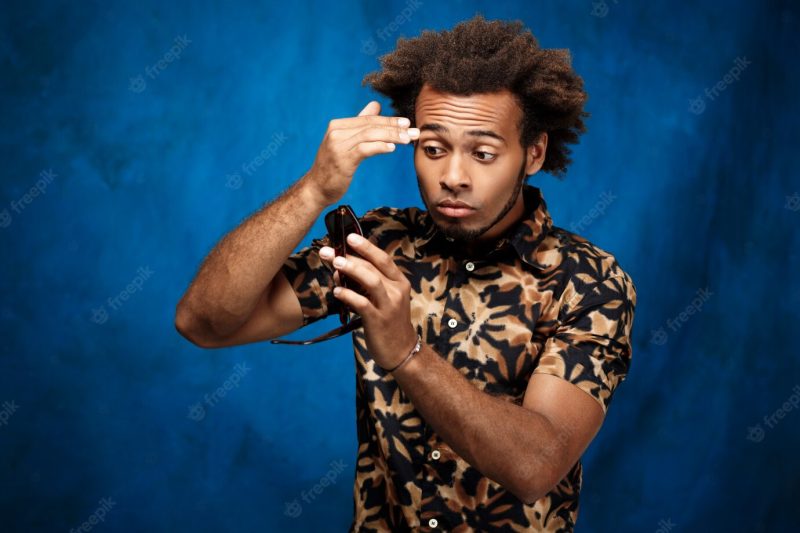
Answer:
[{"left": 414, "top": 184, "right": 553, "bottom": 269}]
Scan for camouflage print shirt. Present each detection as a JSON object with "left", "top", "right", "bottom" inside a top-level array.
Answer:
[{"left": 280, "top": 184, "right": 637, "bottom": 532}]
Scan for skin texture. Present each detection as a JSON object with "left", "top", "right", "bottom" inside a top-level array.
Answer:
[
  {"left": 174, "top": 101, "right": 419, "bottom": 347},
  {"left": 319, "top": 85, "right": 605, "bottom": 504}
]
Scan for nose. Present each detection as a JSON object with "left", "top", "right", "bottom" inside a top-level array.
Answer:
[{"left": 439, "top": 154, "right": 470, "bottom": 191}]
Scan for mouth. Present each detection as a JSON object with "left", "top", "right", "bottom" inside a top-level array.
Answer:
[{"left": 436, "top": 203, "right": 476, "bottom": 219}]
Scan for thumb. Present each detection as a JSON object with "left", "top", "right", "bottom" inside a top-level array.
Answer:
[{"left": 358, "top": 100, "right": 381, "bottom": 117}]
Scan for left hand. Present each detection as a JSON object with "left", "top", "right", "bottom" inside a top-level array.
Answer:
[{"left": 319, "top": 233, "right": 418, "bottom": 371}]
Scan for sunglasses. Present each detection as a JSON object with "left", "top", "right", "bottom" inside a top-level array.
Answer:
[{"left": 270, "top": 204, "right": 365, "bottom": 345}]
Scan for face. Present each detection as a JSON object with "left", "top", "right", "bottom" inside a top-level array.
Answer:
[{"left": 413, "top": 84, "right": 547, "bottom": 250}]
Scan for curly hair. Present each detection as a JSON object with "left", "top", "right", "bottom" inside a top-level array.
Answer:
[{"left": 361, "top": 14, "right": 589, "bottom": 178}]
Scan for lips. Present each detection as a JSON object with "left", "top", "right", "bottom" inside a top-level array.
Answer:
[
  {"left": 438, "top": 199, "right": 474, "bottom": 209},
  {"left": 436, "top": 200, "right": 475, "bottom": 219}
]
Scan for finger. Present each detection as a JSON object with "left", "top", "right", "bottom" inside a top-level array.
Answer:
[
  {"left": 321, "top": 246, "right": 352, "bottom": 288},
  {"left": 343, "top": 233, "right": 407, "bottom": 283},
  {"left": 358, "top": 101, "right": 380, "bottom": 116},
  {"left": 319, "top": 246, "right": 336, "bottom": 269},
  {"left": 330, "top": 114, "right": 411, "bottom": 130},
  {"left": 345, "top": 126, "right": 420, "bottom": 149},
  {"left": 349, "top": 140, "right": 396, "bottom": 158},
  {"left": 332, "top": 285, "right": 372, "bottom": 315},
  {"left": 331, "top": 253, "right": 389, "bottom": 306}
]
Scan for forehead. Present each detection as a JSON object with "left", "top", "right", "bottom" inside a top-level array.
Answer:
[{"left": 414, "top": 84, "right": 522, "bottom": 134}]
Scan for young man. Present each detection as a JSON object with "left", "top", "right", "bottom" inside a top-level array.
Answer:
[{"left": 176, "top": 14, "right": 637, "bottom": 532}]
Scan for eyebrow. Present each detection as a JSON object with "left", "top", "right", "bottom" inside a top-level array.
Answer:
[{"left": 418, "top": 123, "right": 506, "bottom": 144}]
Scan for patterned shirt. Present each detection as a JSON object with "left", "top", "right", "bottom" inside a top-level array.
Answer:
[{"left": 280, "top": 184, "right": 637, "bottom": 532}]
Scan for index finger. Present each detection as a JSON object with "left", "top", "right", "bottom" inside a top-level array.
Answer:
[
  {"left": 343, "top": 233, "right": 407, "bottom": 283},
  {"left": 330, "top": 114, "right": 411, "bottom": 130}
]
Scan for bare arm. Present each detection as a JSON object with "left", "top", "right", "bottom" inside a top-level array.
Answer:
[
  {"left": 174, "top": 176, "right": 327, "bottom": 347},
  {"left": 391, "top": 345, "right": 605, "bottom": 505},
  {"left": 174, "top": 101, "right": 418, "bottom": 348}
]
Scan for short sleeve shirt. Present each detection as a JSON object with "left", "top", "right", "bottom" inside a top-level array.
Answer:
[{"left": 280, "top": 184, "right": 637, "bottom": 532}]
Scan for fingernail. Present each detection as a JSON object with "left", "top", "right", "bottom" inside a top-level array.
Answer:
[
  {"left": 333, "top": 256, "right": 347, "bottom": 268},
  {"left": 398, "top": 117, "right": 410, "bottom": 127},
  {"left": 408, "top": 128, "right": 420, "bottom": 138},
  {"left": 347, "top": 233, "right": 363, "bottom": 245},
  {"left": 320, "top": 246, "right": 333, "bottom": 257}
]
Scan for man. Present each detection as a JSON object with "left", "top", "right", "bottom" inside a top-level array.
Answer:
[{"left": 176, "top": 14, "right": 637, "bottom": 532}]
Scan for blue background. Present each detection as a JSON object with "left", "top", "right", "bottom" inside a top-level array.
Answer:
[{"left": 2, "top": 0, "right": 798, "bottom": 531}]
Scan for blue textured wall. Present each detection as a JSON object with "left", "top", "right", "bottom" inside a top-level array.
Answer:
[{"left": 1, "top": 0, "right": 798, "bottom": 531}]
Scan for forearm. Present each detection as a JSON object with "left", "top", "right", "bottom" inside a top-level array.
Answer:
[
  {"left": 177, "top": 173, "right": 327, "bottom": 337},
  {"left": 391, "top": 342, "right": 558, "bottom": 503}
]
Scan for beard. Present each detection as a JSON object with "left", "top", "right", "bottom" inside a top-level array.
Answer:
[{"left": 417, "top": 157, "right": 528, "bottom": 245}]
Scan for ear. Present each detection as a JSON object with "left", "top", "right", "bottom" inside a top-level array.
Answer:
[{"left": 524, "top": 132, "right": 548, "bottom": 176}]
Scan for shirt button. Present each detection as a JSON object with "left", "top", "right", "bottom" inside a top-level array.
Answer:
[
  {"left": 465, "top": 261, "right": 475, "bottom": 271},
  {"left": 447, "top": 318, "right": 457, "bottom": 328},
  {"left": 428, "top": 518, "right": 439, "bottom": 528},
  {"left": 430, "top": 449, "right": 441, "bottom": 460}
]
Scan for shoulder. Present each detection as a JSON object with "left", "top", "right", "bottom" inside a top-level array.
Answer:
[{"left": 541, "top": 225, "right": 637, "bottom": 304}]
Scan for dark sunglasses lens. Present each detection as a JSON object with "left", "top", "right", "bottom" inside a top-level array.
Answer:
[
  {"left": 341, "top": 213, "right": 361, "bottom": 238},
  {"left": 323, "top": 206, "right": 366, "bottom": 325}
]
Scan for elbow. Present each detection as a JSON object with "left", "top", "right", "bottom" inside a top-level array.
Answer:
[
  {"left": 514, "top": 460, "right": 560, "bottom": 506},
  {"left": 174, "top": 301, "right": 216, "bottom": 349},
  {"left": 518, "top": 486, "right": 548, "bottom": 507}
]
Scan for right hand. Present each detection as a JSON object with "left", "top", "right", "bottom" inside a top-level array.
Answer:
[{"left": 303, "top": 101, "right": 420, "bottom": 207}]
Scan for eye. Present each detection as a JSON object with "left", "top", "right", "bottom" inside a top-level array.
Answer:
[
  {"left": 474, "top": 151, "right": 497, "bottom": 162},
  {"left": 422, "top": 146, "right": 444, "bottom": 157}
]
